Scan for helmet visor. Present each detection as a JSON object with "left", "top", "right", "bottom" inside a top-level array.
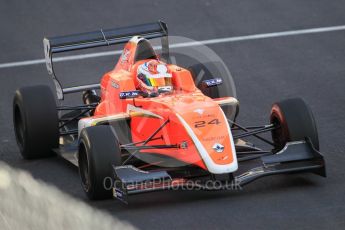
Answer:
[{"left": 146, "top": 76, "right": 172, "bottom": 87}]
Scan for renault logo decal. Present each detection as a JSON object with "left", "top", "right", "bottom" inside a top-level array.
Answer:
[{"left": 212, "top": 143, "right": 224, "bottom": 153}]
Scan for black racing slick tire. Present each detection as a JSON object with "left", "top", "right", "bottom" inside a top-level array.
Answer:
[
  {"left": 270, "top": 98, "right": 319, "bottom": 151},
  {"left": 78, "top": 125, "right": 122, "bottom": 200},
  {"left": 13, "top": 85, "right": 59, "bottom": 159}
]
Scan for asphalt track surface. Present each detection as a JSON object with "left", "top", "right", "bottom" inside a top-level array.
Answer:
[{"left": 1, "top": 1, "right": 345, "bottom": 229}]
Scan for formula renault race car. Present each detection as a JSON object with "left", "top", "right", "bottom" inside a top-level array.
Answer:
[{"left": 13, "top": 21, "right": 325, "bottom": 203}]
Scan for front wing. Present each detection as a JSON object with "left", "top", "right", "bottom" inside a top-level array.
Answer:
[{"left": 112, "top": 139, "right": 325, "bottom": 203}]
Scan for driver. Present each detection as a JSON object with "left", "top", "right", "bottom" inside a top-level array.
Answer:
[{"left": 136, "top": 59, "right": 173, "bottom": 96}]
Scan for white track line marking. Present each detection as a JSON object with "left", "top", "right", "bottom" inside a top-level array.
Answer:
[{"left": 1, "top": 24, "right": 345, "bottom": 69}]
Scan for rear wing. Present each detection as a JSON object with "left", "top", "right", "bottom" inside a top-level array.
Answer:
[{"left": 43, "top": 21, "right": 169, "bottom": 100}]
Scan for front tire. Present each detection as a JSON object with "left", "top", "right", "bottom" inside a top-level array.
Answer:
[
  {"left": 13, "top": 85, "right": 59, "bottom": 159},
  {"left": 78, "top": 125, "right": 122, "bottom": 200},
  {"left": 270, "top": 98, "right": 319, "bottom": 151}
]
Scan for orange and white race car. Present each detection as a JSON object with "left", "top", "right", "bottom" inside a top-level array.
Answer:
[{"left": 13, "top": 21, "right": 325, "bottom": 203}]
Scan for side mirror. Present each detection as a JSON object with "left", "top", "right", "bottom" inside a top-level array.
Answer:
[
  {"left": 119, "top": 90, "right": 142, "bottom": 99},
  {"left": 201, "top": 78, "right": 223, "bottom": 88},
  {"left": 119, "top": 90, "right": 155, "bottom": 99},
  {"left": 158, "top": 86, "right": 173, "bottom": 94}
]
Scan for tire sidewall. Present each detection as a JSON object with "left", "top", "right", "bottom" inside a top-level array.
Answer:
[
  {"left": 78, "top": 125, "right": 121, "bottom": 200},
  {"left": 13, "top": 85, "right": 59, "bottom": 159}
]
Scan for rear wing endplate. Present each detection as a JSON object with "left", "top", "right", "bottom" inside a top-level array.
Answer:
[{"left": 43, "top": 21, "right": 169, "bottom": 100}]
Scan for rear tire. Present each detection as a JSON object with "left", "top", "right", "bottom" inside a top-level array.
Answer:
[
  {"left": 13, "top": 85, "right": 59, "bottom": 159},
  {"left": 78, "top": 125, "right": 122, "bottom": 200},
  {"left": 270, "top": 98, "right": 319, "bottom": 151}
]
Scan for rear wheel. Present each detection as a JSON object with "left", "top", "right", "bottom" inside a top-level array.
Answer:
[
  {"left": 270, "top": 98, "right": 319, "bottom": 151},
  {"left": 13, "top": 85, "right": 59, "bottom": 159},
  {"left": 78, "top": 125, "right": 122, "bottom": 200}
]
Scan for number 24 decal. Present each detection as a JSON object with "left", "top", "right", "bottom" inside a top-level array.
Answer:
[{"left": 194, "top": 119, "right": 221, "bottom": 128}]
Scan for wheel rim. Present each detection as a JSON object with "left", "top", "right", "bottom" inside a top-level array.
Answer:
[
  {"left": 271, "top": 115, "right": 284, "bottom": 147},
  {"left": 270, "top": 106, "right": 290, "bottom": 151}
]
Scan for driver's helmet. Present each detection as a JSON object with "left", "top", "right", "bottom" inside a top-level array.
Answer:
[{"left": 136, "top": 60, "right": 173, "bottom": 94}]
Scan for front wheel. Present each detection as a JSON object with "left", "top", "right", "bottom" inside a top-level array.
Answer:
[
  {"left": 270, "top": 98, "right": 319, "bottom": 151},
  {"left": 78, "top": 125, "right": 122, "bottom": 200}
]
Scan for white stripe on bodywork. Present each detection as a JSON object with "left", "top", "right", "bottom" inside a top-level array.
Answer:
[
  {"left": 126, "top": 104, "right": 163, "bottom": 119},
  {"left": 214, "top": 97, "right": 239, "bottom": 106},
  {"left": 77, "top": 113, "right": 129, "bottom": 136},
  {"left": 127, "top": 104, "right": 163, "bottom": 132},
  {"left": 176, "top": 113, "right": 238, "bottom": 174},
  {"left": 78, "top": 104, "right": 162, "bottom": 136}
]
